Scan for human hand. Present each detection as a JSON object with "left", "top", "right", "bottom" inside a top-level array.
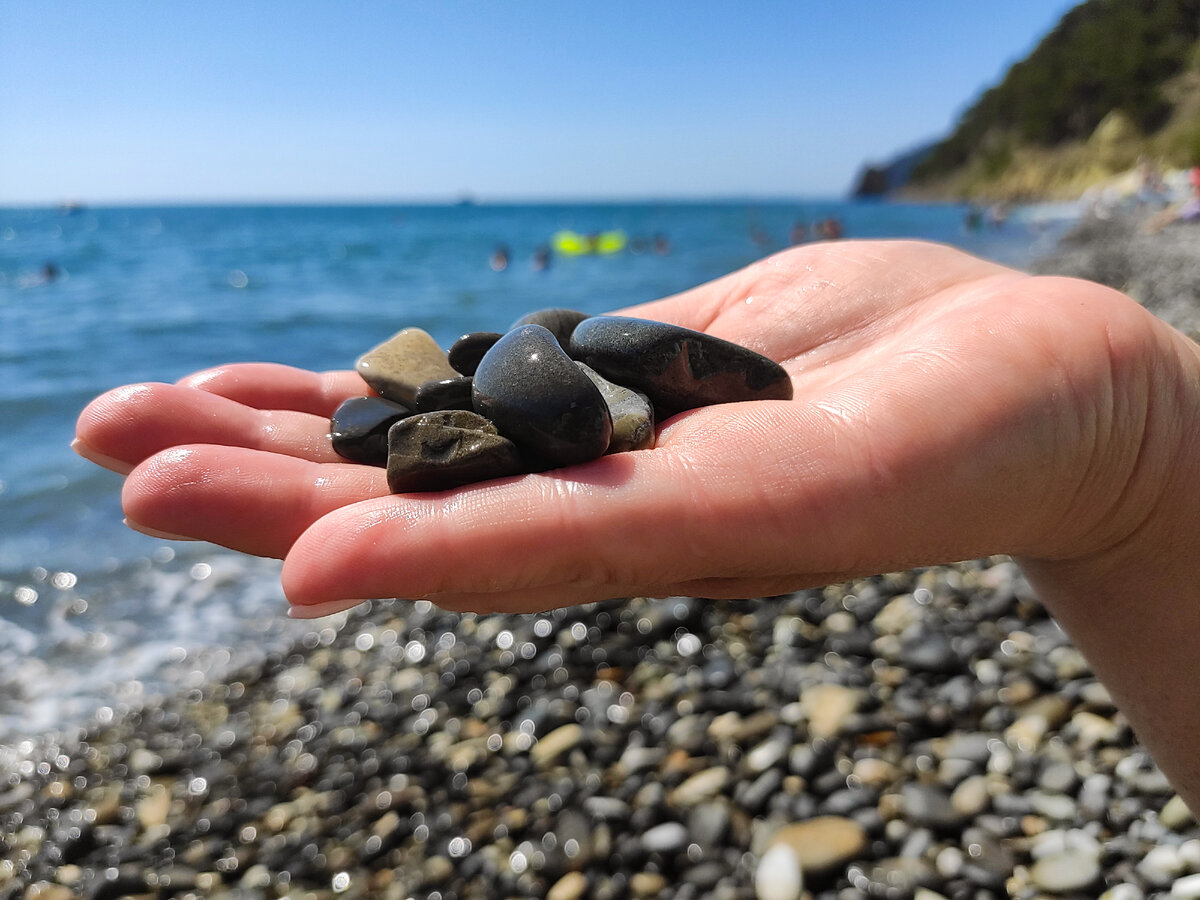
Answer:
[{"left": 73, "top": 240, "right": 1199, "bottom": 619}]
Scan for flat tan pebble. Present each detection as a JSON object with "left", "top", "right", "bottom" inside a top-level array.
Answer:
[
  {"left": 853, "top": 757, "right": 898, "bottom": 789},
  {"left": 800, "top": 682, "right": 863, "bottom": 739},
  {"left": 547, "top": 871, "right": 588, "bottom": 900},
  {"left": 767, "top": 815, "right": 868, "bottom": 874},
  {"left": 356, "top": 327, "right": 458, "bottom": 406},
  {"left": 950, "top": 774, "right": 991, "bottom": 817},
  {"left": 531, "top": 723, "right": 583, "bottom": 767},
  {"left": 669, "top": 766, "right": 730, "bottom": 806},
  {"left": 630, "top": 872, "right": 669, "bottom": 898}
]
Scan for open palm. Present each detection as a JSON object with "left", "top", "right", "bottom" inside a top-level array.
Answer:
[{"left": 74, "top": 240, "right": 1190, "bottom": 617}]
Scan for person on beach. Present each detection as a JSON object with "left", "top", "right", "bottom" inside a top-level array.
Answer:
[{"left": 74, "top": 239, "right": 1200, "bottom": 810}]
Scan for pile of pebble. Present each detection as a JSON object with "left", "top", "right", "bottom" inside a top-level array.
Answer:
[
  {"left": 2, "top": 558, "right": 1196, "bottom": 899},
  {"left": 332, "top": 309, "right": 792, "bottom": 491}
]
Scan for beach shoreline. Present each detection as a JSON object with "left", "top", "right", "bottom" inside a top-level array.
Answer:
[{"left": 5, "top": 208, "right": 1200, "bottom": 899}]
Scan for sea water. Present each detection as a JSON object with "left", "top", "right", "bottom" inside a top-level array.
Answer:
[{"left": 0, "top": 200, "right": 1075, "bottom": 747}]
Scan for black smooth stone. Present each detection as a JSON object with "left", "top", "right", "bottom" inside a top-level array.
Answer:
[
  {"left": 330, "top": 396, "right": 414, "bottom": 466},
  {"left": 386, "top": 410, "right": 524, "bottom": 493},
  {"left": 510, "top": 308, "right": 591, "bottom": 349},
  {"left": 448, "top": 331, "right": 503, "bottom": 376},
  {"left": 473, "top": 324, "right": 612, "bottom": 469},
  {"left": 569, "top": 315, "right": 793, "bottom": 418},
  {"left": 414, "top": 375, "right": 474, "bottom": 413}
]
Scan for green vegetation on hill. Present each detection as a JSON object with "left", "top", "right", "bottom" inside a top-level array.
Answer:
[{"left": 906, "top": 0, "right": 1200, "bottom": 200}]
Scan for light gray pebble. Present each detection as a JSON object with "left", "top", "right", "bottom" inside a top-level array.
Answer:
[
  {"left": 1028, "top": 789, "right": 1077, "bottom": 821},
  {"left": 641, "top": 822, "right": 689, "bottom": 854}
]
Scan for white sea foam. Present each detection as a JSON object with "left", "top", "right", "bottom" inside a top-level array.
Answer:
[{"left": 0, "top": 546, "right": 316, "bottom": 749}]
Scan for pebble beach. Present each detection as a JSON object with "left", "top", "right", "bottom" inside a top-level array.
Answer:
[{"left": 5, "top": 207, "right": 1200, "bottom": 900}]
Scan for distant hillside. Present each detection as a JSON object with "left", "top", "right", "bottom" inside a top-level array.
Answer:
[
  {"left": 890, "top": 0, "right": 1200, "bottom": 201},
  {"left": 853, "top": 142, "right": 936, "bottom": 197}
]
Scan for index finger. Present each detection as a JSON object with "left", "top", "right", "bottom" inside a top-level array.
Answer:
[{"left": 178, "top": 363, "right": 370, "bottom": 416}]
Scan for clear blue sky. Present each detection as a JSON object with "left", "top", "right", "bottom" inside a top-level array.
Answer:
[{"left": 2, "top": 2, "right": 1079, "bottom": 203}]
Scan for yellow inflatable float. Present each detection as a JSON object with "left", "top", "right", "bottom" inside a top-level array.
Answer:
[{"left": 551, "top": 230, "right": 628, "bottom": 256}]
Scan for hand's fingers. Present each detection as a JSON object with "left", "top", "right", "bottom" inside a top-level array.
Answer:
[
  {"left": 76, "top": 382, "right": 345, "bottom": 473},
  {"left": 122, "top": 445, "right": 388, "bottom": 557},
  {"left": 178, "top": 363, "right": 369, "bottom": 416},
  {"left": 280, "top": 398, "right": 911, "bottom": 610}
]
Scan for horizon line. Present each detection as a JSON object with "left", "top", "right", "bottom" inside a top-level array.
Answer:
[{"left": 0, "top": 192, "right": 881, "bottom": 210}]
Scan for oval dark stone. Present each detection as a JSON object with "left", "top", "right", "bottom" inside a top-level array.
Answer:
[
  {"left": 387, "top": 410, "right": 524, "bottom": 493},
  {"left": 330, "top": 396, "right": 414, "bottom": 466},
  {"left": 510, "top": 308, "right": 591, "bottom": 349},
  {"left": 448, "top": 331, "right": 503, "bottom": 376},
  {"left": 569, "top": 315, "right": 793, "bottom": 418},
  {"left": 414, "top": 376, "right": 474, "bottom": 413},
  {"left": 473, "top": 324, "right": 612, "bottom": 469}
]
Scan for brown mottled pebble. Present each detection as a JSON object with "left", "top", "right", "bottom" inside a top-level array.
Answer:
[
  {"left": 356, "top": 327, "right": 458, "bottom": 406},
  {"left": 386, "top": 410, "right": 524, "bottom": 493},
  {"left": 767, "top": 815, "right": 869, "bottom": 874}
]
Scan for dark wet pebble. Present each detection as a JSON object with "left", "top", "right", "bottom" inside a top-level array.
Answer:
[
  {"left": 902, "top": 783, "right": 969, "bottom": 832},
  {"left": 569, "top": 315, "right": 793, "bottom": 418},
  {"left": 330, "top": 395, "right": 413, "bottom": 466},
  {"left": 899, "top": 631, "right": 961, "bottom": 673},
  {"left": 473, "top": 324, "right": 612, "bottom": 469},
  {"left": 511, "top": 308, "right": 591, "bottom": 348},
  {"left": 448, "top": 331, "right": 503, "bottom": 376},
  {"left": 414, "top": 375, "right": 475, "bottom": 413},
  {"left": 386, "top": 409, "right": 524, "bottom": 492}
]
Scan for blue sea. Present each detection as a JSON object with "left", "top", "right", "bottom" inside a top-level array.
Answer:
[{"left": 0, "top": 200, "right": 1077, "bottom": 748}]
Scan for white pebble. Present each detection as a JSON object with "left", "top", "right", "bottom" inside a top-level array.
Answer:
[
  {"left": 1030, "top": 851, "right": 1101, "bottom": 893},
  {"left": 755, "top": 843, "right": 804, "bottom": 900},
  {"left": 1032, "top": 828, "right": 1103, "bottom": 861},
  {"left": 1179, "top": 839, "right": 1200, "bottom": 870},
  {"left": 1173, "top": 874, "right": 1200, "bottom": 899},
  {"left": 1139, "top": 844, "right": 1186, "bottom": 886},
  {"left": 935, "top": 846, "right": 964, "bottom": 878},
  {"left": 1029, "top": 790, "right": 1077, "bottom": 822},
  {"left": 1100, "top": 885, "right": 1144, "bottom": 900}
]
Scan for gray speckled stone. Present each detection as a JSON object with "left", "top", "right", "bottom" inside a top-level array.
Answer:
[
  {"left": 448, "top": 331, "right": 503, "bottom": 376},
  {"left": 356, "top": 327, "right": 458, "bottom": 406},
  {"left": 414, "top": 376, "right": 475, "bottom": 413},
  {"left": 386, "top": 410, "right": 524, "bottom": 493},
  {"left": 510, "top": 308, "right": 591, "bottom": 349},
  {"left": 473, "top": 324, "right": 611, "bottom": 469},
  {"left": 569, "top": 315, "right": 793, "bottom": 418},
  {"left": 330, "top": 396, "right": 413, "bottom": 467},
  {"left": 575, "top": 362, "right": 654, "bottom": 453}
]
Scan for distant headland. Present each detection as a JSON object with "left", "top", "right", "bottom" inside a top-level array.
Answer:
[{"left": 854, "top": 0, "right": 1200, "bottom": 203}]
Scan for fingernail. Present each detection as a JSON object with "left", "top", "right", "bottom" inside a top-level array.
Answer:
[
  {"left": 287, "top": 598, "right": 367, "bottom": 619},
  {"left": 71, "top": 439, "right": 135, "bottom": 475},
  {"left": 124, "top": 518, "right": 199, "bottom": 542}
]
